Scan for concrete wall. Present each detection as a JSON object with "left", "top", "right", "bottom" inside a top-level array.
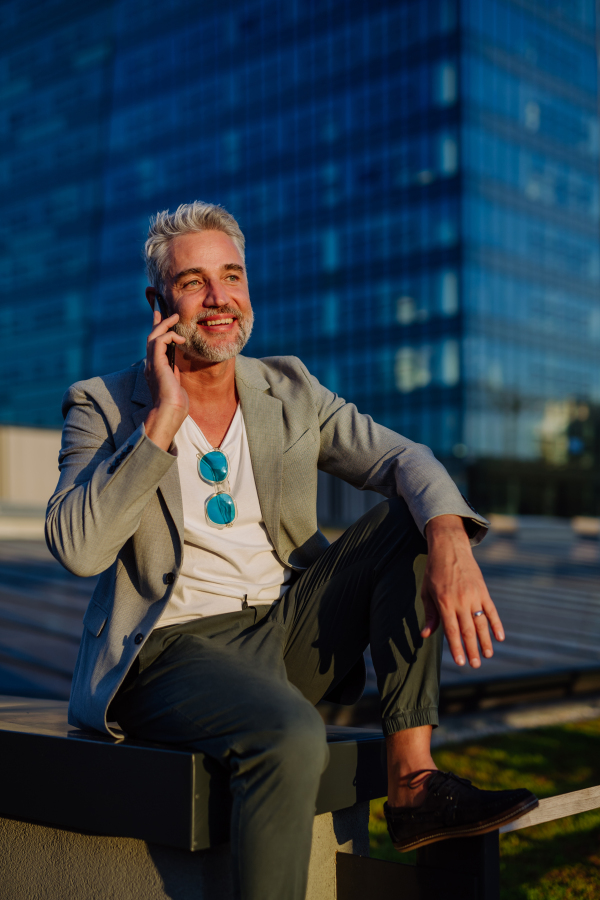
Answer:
[
  {"left": 0, "top": 803, "right": 370, "bottom": 899},
  {"left": 0, "top": 426, "right": 61, "bottom": 510}
]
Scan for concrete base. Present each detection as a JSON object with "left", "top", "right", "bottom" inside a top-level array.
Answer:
[{"left": 0, "top": 803, "right": 369, "bottom": 899}]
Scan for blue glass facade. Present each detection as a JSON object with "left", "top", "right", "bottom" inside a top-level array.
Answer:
[
  {"left": 0, "top": 0, "right": 598, "bottom": 514},
  {"left": 460, "top": 0, "right": 600, "bottom": 512}
]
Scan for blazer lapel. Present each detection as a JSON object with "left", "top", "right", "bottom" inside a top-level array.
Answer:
[
  {"left": 235, "top": 356, "right": 283, "bottom": 553},
  {"left": 131, "top": 364, "right": 184, "bottom": 544}
]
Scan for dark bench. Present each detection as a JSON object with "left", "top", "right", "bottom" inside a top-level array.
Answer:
[
  {"left": 0, "top": 696, "right": 387, "bottom": 851},
  {"left": 0, "top": 695, "right": 383, "bottom": 900},
  {"left": 0, "top": 695, "right": 506, "bottom": 899}
]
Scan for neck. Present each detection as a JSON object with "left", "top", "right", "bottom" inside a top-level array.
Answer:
[{"left": 177, "top": 352, "right": 238, "bottom": 409}]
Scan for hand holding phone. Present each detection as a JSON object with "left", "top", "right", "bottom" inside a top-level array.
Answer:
[
  {"left": 144, "top": 296, "right": 187, "bottom": 450},
  {"left": 154, "top": 295, "right": 176, "bottom": 371}
]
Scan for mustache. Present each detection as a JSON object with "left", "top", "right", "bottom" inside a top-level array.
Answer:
[{"left": 172, "top": 303, "right": 253, "bottom": 363}]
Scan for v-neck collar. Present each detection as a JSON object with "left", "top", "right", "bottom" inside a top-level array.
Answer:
[{"left": 185, "top": 404, "right": 242, "bottom": 452}]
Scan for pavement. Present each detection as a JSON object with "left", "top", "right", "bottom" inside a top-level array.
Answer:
[{"left": 0, "top": 539, "right": 94, "bottom": 700}]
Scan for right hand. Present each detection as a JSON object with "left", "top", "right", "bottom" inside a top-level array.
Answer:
[
  {"left": 421, "top": 516, "right": 504, "bottom": 669},
  {"left": 143, "top": 310, "right": 189, "bottom": 451}
]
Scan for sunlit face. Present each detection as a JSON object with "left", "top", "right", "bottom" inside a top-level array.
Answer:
[{"left": 163, "top": 230, "right": 253, "bottom": 362}]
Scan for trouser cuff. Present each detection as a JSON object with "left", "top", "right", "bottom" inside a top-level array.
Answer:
[{"left": 383, "top": 707, "right": 439, "bottom": 736}]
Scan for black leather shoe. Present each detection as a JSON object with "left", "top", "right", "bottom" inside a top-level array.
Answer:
[{"left": 385, "top": 770, "right": 538, "bottom": 852}]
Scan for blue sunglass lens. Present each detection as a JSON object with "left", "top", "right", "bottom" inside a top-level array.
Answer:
[
  {"left": 199, "top": 450, "right": 229, "bottom": 483},
  {"left": 206, "top": 493, "right": 236, "bottom": 526}
]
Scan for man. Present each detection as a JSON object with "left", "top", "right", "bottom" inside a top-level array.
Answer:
[{"left": 47, "top": 201, "right": 537, "bottom": 900}]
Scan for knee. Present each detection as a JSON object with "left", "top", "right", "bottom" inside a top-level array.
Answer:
[
  {"left": 269, "top": 701, "right": 328, "bottom": 779},
  {"left": 363, "top": 497, "right": 420, "bottom": 539},
  {"left": 386, "top": 496, "right": 419, "bottom": 532}
]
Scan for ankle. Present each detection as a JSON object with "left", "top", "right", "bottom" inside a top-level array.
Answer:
[
  {"left": 385, "top": 726, "right": 436, "bottom": 809},
  {"left": 388, "top": 767, "right": 437, "bottom": 809}
]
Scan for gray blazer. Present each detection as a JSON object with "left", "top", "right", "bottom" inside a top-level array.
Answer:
[{"left": 46, "top": 355, "right": 488, "bottom": 736}]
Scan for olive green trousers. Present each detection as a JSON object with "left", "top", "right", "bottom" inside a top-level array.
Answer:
[{"left": 112, "top": 497, "right": 442, "bottom": 900}]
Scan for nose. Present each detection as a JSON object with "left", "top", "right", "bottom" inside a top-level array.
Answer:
[{"left": 204, "top": 278, "right": 230, "bottom": 307}]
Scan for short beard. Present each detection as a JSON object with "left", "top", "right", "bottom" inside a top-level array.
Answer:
[{"left": 173, "top": 306, "right": 253, "bottom": 363}]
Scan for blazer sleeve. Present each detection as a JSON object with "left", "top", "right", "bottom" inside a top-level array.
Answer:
[
  {"left": 299, "top": 363, "right": 488, "bottom": 544},
  {"left": 45, "top": 383, "right": 176, "bottom": 577}
]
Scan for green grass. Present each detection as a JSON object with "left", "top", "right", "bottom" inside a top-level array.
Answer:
[{"left": 369, "top": 718, "right": 600, "bottom": 898}]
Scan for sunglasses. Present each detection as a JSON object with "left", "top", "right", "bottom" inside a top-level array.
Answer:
[{"left": 197, "top": 449, "right": 237, "bottom": 528}]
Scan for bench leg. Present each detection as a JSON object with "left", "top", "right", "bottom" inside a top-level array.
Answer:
[
  {"left": 417, "top": 831, "right": 500, "bottom": 900},
  {"left": 337, "top": 831, "right": 500, "bottom": 900}
]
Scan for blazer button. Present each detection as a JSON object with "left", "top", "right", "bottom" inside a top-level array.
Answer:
[
  {"left": 164, "top": 572, "right": 175, "bottom": 585},
  {"left": 134, "top": 633, "right": 144, "bottom": 645}
]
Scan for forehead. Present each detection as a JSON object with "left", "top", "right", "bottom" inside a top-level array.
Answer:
[{"left": 167, "top": 230, "right": 243, "bottom": 272}]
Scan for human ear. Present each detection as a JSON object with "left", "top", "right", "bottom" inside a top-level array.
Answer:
[{"left": 145, "top": 286, "right": 159, "bottom": 312}]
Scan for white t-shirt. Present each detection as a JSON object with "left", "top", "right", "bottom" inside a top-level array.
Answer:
[{"left": 157, "top": 407, "right": 292, "bottom": 626}]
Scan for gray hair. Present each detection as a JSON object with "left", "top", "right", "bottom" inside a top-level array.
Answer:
[{"left": 144, "top": 201, "right": 246, "bottom": 294}]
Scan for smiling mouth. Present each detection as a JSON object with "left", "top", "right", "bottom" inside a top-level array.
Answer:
[{"left": 198, "top": 317, "right": 236, "bottom": 327}]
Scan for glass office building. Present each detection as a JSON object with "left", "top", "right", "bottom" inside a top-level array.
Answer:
[
  {"left": 1, "top": 0, "right": 598, "bottom": 516},
  {"left": 460, "top": 0, "right": 600, "bottom": 515}
]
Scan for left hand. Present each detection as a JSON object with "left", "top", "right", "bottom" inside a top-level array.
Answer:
[{"left": 420, "top": 515, "right": 505, "bottom": 668}]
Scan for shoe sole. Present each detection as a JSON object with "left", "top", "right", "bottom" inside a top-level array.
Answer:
[{"left": 391, "top": 795, "right": 539, "bottom": 853}]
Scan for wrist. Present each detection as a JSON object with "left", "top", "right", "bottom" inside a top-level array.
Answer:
[
  {"left": 425, "top": 515, "right": 469, "bottom": 543},
  {"left": 145, "top": 405, "right": 186, "bottom": 452}
]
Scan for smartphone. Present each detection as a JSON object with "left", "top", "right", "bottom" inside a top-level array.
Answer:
[{"left": 154, "top": 295, "right": 176, "bottom": 371}]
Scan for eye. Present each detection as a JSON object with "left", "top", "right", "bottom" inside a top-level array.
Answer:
[{"left": 183, "top": 279, "right": 201, "bottom": 290}]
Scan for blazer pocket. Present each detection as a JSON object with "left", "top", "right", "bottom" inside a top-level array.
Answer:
[
  {"left": 83, "top": 601, "right": 108, "bottom": 638},
  {"left": 283, "top": 428, "right": 315, "bottom": 455}
]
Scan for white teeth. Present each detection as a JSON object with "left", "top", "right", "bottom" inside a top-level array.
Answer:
[{"left": 203, "top": 318, "right": 234, "bottom": 326}]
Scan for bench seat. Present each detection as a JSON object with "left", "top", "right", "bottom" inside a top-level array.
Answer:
[
  {"left": 0, "top": 695, "right": 386, "bottom": 851},
  {"left": 0, "top": 694, "right": 387, "bottom": 900}
]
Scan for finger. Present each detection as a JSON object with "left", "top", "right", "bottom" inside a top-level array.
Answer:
[
  {"left": 148, "top": 312, "right": 180, "bottom": 339},
  {"left": 147, "top": 330, "right": 186, "bottom": 360},
  {"left": 163, "top": 330, "right": 186, "bottom": 344},
  {"left": 440, "top": 610, "right": 466, "bottom": 666},
  {"left": 457, "top": 611, "right": 481, "bottom": 668},
  {"left": 482, "top": 596, "right": 505, "bottom": 642},
  {"left": 473, "top": 612, "right": 494, "bottom": 659},
  {"left": 420, "top": 591, "right": 440, "bottom": 638}
]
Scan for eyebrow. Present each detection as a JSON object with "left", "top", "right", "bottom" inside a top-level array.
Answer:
[{"left": 172, "top": 263, "right": 245, "bottom": 283}]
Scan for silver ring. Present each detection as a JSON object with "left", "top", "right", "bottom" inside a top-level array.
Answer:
[{"left": 473, "top": 610, "right": 484, "bottom": 618}]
